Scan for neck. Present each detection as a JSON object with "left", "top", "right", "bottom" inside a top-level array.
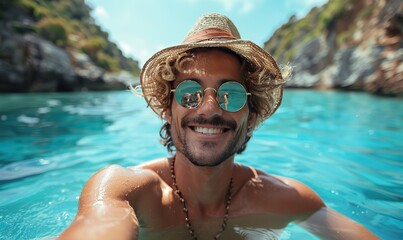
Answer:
[
  {"left": 170, "top": 156, "right": 234, "bottom": 239},
  {"left": 172, "top": 152, "right": 235, "bottom": 211}
]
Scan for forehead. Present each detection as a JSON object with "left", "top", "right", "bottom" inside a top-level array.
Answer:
[{"left": 176, "top": 48, "right": 244, "bottom": 86}]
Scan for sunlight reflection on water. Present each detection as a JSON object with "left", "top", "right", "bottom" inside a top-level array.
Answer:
[{"left": 0, "top": 90, "right": 401, "bottom": 239}]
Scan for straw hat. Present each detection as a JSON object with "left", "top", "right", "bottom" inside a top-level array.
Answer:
[{"left": 140, "top": 13, "right": 287, "bottom": 125}]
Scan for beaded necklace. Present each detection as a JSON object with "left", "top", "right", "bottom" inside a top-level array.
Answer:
[{"left": 170, "top": 158, "right": 233, "bottom": 240}]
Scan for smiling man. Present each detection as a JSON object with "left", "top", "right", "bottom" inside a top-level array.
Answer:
[{"left": 60, "top": 13, "right": 378, "bottom": 240}]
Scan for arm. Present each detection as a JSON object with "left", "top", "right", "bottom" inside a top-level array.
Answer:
[
  {"left": 274, "top": 176, "right": 378, "bottom": 239},
  {"left": 58, "top": 165, "right": 140, "bottom": 240},
  {"left": 298, "top": 207, "right": 379, "bottom": 240}
]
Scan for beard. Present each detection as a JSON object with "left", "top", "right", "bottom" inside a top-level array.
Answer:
[{"left": 174, "top": 115, "right": 247, "bottom": 167}]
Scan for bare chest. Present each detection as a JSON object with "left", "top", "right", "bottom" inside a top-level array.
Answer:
[
  {"left": 134, "top": 189, "right": 293, "bottom": 239},
  {"left": 138, "top": 213, "right": 288, "bottom": 240}
]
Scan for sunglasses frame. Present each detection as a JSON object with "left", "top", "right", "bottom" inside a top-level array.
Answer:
[{"left": 171, "top": 80, "right": 251, "bottom": 112}]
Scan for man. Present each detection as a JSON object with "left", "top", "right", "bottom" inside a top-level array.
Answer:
[{"left": 60, "top": 13, "right": 378, "bottom": 239}]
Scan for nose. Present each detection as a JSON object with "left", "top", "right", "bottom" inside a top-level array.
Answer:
[{"left": 196, "top": 88, "right": 223, "bottom": 117}]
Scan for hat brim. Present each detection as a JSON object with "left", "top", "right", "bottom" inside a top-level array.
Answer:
[{"left": 140, "top": 39, "right": 284, "bottom": 124}]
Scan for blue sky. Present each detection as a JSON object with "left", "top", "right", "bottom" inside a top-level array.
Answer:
[{"left": 85, "top": 0, "right": 327, "bottom": 66}]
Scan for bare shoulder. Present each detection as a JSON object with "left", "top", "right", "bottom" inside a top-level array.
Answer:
[
  {"left": 130, "top": 157, "right": 170, "bottom": 173},
  {"left": 273, "top": 174, "right": 324, "bottom": 207},
  {"left": 79, "top": 160, "right": 168, "bottom": 207},
  {"left": 60, "top": 163, "right": 165, "bottom": 239},
  {"left": 236, "top": 165, "right": 325, "bottom": 219}
]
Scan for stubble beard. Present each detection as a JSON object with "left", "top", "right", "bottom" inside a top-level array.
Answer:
[
  {"left": 175, "top": 116, "right": 247, "bottom": 167},
  {"left": 182, "top": 135, "right": 239, "bottom": 167}
]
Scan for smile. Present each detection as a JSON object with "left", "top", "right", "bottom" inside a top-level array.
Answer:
[{"left": 193, "top": 126, "right": 225, "bottom": 135}]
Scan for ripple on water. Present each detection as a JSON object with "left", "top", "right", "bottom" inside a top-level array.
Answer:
[{"left": 0, "top": 90, "right": 401, "bottom": 239}]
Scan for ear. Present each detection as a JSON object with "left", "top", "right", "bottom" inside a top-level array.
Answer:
[{"left": 164, "top": 108, "right": 172, "bottom": 124}]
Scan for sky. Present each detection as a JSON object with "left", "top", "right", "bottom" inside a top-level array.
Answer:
[{"left": 85, "top": 0, "right": 327, "bottom": 67}]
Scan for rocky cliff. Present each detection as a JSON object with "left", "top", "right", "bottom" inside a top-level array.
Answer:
[
  {"left": 264, "top": 0, "right": 402, "bottom": 96},
  {"left": 0, "top": 0, "right": 140, "bottom": 92}
]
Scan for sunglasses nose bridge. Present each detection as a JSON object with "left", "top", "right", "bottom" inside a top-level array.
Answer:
[
  {"left": 203, "top": 87, "right": 221, "bottom": 105},
  {"left": 195, "top": 87, "right": 223, "bottom": 116},
  {"left": 203, "top": 87, "right": 217, "bottom": 95}
]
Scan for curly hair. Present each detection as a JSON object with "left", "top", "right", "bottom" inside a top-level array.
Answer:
[{"left": 141, "top": 47, "right": 290, "bottom": 154}]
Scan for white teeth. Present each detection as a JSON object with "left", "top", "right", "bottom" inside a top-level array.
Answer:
[{"left": 194, "top": 127, "right": 224, "bottom": 134}]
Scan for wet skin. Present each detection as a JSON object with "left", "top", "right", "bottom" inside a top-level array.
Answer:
[{"left": 59, "top": 50, "right": 378, "bottom": 240}]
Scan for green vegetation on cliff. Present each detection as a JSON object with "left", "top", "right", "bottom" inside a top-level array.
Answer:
[
  {"left": 1, "top": 0, "right": 140, "bottom": 75},
  {"left": 264, "top": 0, "right": 377, "bottom": 63}
]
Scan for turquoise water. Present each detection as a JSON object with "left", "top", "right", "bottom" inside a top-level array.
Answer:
[{"left": 0, "top": 90, "right": 402, "bottom": 239}]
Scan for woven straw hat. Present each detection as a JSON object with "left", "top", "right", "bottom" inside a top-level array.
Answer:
[{"left": 140, "top": 13, "right": 286, "bottom": 125}]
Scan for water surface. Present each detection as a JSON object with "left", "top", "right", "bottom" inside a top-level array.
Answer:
[{"left": 0, "top": 90, "right": 402, "bottom": 239}]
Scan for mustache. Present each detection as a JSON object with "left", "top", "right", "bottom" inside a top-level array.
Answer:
[{"left": 181, "top": 116, "right": 237, "bottom": 130}]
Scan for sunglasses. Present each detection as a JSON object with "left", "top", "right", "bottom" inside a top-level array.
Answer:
[{"left": 171, "top": 80, "right": 251, "bottom": 112}]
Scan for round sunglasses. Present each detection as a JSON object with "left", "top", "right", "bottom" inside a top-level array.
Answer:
[{"left": 171, "top": 80, "right": 251, "bottom": 112}]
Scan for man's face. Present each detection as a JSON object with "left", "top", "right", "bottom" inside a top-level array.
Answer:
[{"left": 165, "top": 49, "right": 255, "bottom": 166}]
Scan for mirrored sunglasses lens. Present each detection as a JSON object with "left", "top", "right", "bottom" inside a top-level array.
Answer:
[
  {"left": 217, "top": 82, "right": 247, "bottom": 112},
  {"left": 175, "top": 81, "right": 203, "bottom": 109}
]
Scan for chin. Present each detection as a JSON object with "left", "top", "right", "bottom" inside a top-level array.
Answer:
[
  {"left": 183, "top": 143, "right": 236, "bottom": 167},
  {"left": 188, "top": 156, "right": 228, "bottom": 167}
]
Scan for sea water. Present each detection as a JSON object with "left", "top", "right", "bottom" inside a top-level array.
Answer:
[{"left": 0, "top": 90, "right": 402, "bottom": 239}]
